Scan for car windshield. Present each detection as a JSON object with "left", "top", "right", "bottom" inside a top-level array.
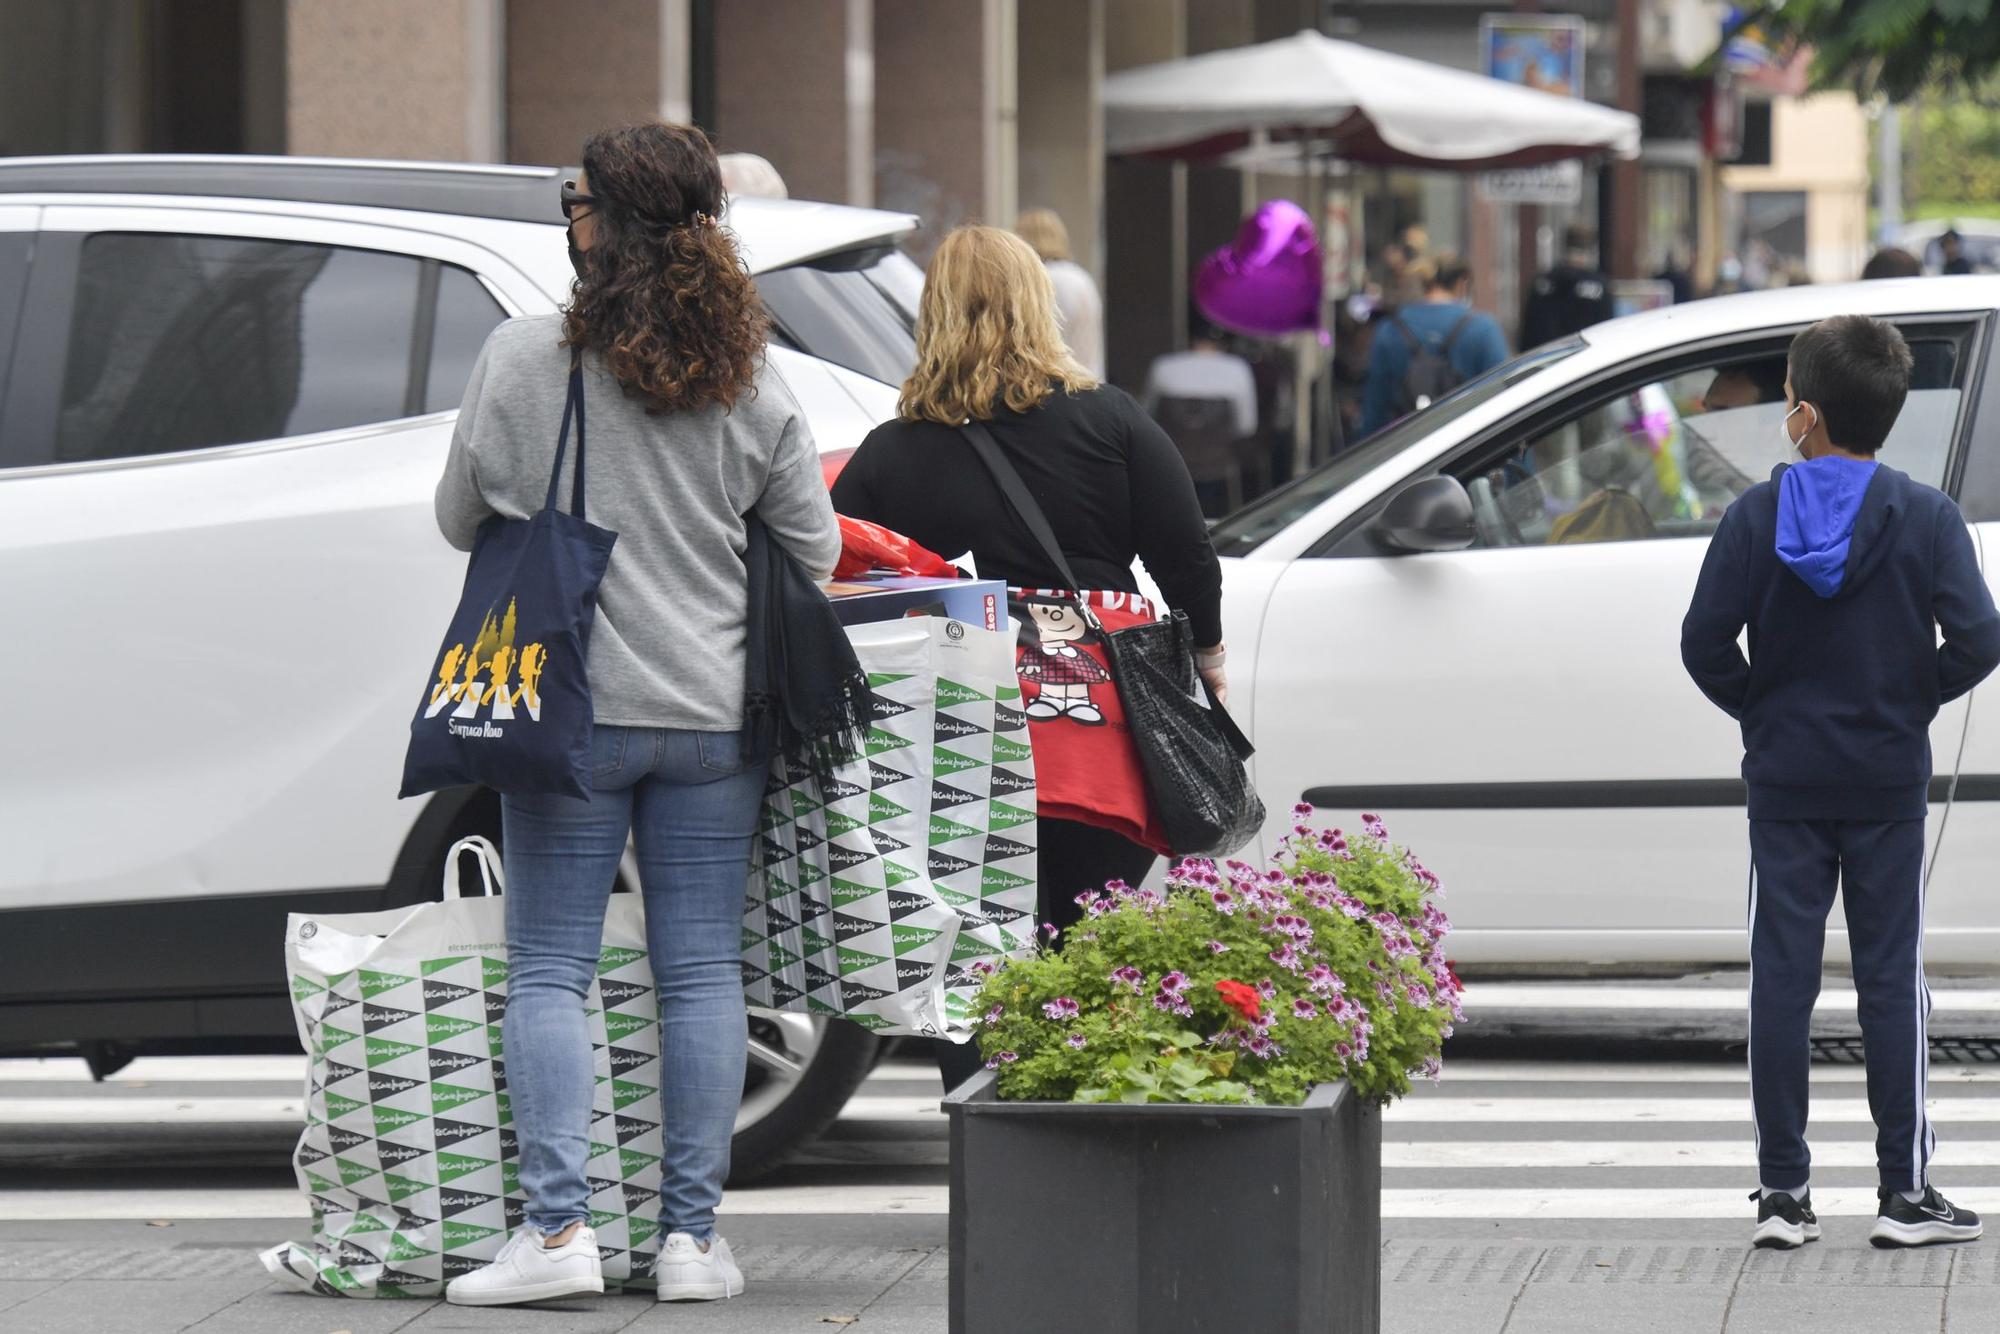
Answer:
[
  {"left": 758, "top": 246, "right": 918, "bottom": 386},
  {"left": 1209, "top": 339, "right": 1583, "bottom": 556}
]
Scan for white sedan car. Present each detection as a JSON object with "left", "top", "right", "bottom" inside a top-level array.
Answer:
[
  {"left": 0, "top": 155, "right": 923, "bottom": 1173},
  {"left": 1220, "top": 277, "right": 2000, "bottom": 970}
]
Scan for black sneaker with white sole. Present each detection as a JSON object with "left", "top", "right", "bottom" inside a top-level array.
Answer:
[
  {"left": 1750, "top": 1188, "right": 1821, "bottom": 1250},
  {"left": 1870, "top": 1186, "right": 1983, "bottom": 1248}
]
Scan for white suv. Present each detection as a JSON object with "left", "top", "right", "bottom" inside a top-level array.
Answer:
[{"left": 0, "top": 155, "right": 923, "bottom": 1176}]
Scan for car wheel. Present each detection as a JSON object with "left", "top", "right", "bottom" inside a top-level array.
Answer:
[{"left": 729, "top": 1012, "right": 880, "bottom": 1183}]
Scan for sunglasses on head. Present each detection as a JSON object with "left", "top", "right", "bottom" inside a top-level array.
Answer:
[{"left": 560, "top": 180, "right": 598, "bottom": 221}]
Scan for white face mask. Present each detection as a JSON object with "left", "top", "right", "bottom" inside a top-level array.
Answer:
[{"left": 1781, "top": 402, "right": 1815, "bottom": 461}]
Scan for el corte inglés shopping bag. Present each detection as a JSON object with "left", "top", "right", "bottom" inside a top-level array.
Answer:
[
  {"left": 743, "top": 617, "right": 1038, "bottom": 1039},
  {"left": 262, "top": 838, "right": 666, "bottom": 1298}
]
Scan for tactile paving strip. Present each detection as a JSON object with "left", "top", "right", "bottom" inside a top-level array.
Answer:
[
  {"left": 1384, "top": 1242, "right": 1983, "bottom": 1287},
  {"left": 730, "top": 1244, "right": 938, "bottom": 1283},
  {"left": 1384, "top": 1243, "right": 1544, "bottom": 1285},
  {"left": 1533, "top": 1245, "right": 1743, "bottom": 1285},
  {"left": 1739, "top": 1246, "right": 1956, "bottom": 1286}
]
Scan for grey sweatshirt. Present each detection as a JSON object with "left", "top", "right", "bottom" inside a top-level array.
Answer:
[{"left": 435, "top": 314, "right": 842, "bottom": 731}]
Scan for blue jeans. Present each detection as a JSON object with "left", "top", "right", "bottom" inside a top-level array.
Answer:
[{"left": 501, "top": 724, "right": 766, "bottom": 1240}]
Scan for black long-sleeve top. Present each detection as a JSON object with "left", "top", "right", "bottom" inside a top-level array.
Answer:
[{"left": 830, "top": 384, "right": 1225, "bottom": 646}]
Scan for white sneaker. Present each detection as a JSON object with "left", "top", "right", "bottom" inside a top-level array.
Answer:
[
  {"left": 654, "top": 1231, "right": 746, "bottom": 1301},
  {"left": 445, "top": 1225, "right": 604, "bottom": 1307}
]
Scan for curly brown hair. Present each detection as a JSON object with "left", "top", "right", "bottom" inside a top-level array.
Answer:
[{"left": 562, "top": 122, "right": 767, "bottom": 413}]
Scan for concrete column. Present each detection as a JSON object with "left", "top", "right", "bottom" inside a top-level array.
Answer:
[
  {"left": 1016, "top": 0, "right": 1102, "bottom": 277},
  {"left": 240, "top": 0, "right": 289, "bottom": 154},
  {"left": 286, "top": 0, "right": 506, "bottom": 161},
  {"left": 1106, "top": 0, "right": 1181, "bottom": 69},
  {"left": 1102, "top": 0, "right": 1183, "bottom": 388},
  {"left": 846, "top": 0, "right": 876, "bottom": 206},
  {"left": 505, "top": 0, "right": 663, "bottom": 167},
  {"left": 660, "top": 0, "right": 693, "bottom": 125},
  {"left": 713, "top": 0, "right": 864, "bottom": 204},
  {"left": 875, "top": 0, "right": 1014, "bottom": 254}
]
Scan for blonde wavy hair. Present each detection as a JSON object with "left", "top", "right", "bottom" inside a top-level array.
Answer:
[{"left": 898, "top": 225, "right": 1097, "bottom": 425}]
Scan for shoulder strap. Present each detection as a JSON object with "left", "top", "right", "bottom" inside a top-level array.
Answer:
[
  {"left": 958, "top": 420, "right": 1084, "bottom": 597},
  {"left": 964, "top": 422, "right": 1247, "bottom": 749},
  {"left": 1390, "top": 313, "right": 1424, "bottom": 351},
  {"left": 544, "top": 352, "right": 588, "bottom": 518},
  {"left": 1440, "top": 311, "right": 1475, "bottom": 356}
]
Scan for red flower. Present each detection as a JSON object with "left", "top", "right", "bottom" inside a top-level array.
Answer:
[{"left": 1215, "top": 979, "right": 1262, "bottom": 1022}]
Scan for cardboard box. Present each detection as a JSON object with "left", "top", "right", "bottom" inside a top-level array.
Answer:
[{"left": 825, "top": 574, "right": 1009, "bottom": 632}]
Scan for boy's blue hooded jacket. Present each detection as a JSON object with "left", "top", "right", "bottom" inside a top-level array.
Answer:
[{"left": 1681, "top": 458, "right": 2000, "bottom": 821}]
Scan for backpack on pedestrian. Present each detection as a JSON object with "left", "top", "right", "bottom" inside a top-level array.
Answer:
[{"left": 1391, "top": 311, "right": 1473, "bottom": 417}]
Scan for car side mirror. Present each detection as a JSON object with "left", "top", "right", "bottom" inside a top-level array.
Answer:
[{"left": 1373, "top": 476, "right": 1476, "bottom": 553}]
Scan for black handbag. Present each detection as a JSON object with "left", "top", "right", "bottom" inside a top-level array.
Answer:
[{"left": 959, "top": 421, "right": 1265, "bottom": 858}]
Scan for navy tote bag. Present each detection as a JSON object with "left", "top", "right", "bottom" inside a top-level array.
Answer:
[{"left": 400, "top": 356, "right": 617, "bottom": 800}]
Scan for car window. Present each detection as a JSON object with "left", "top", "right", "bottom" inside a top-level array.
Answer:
[
  {"left": 757, "top": 248, "right": 919, "bottom": 387},
  {"left": 864, "top": 249, "right": 926, "bottom": 325},
  {"left": 50, "top": 234, "right": 503, "bottom": 466},
  {"left": 424, "top": 264, "right": 509, "bottom": 414},
  {"left": 0, "top": 230, "right": 30, "bottom": 456},
  {"left": 1210, "top": 339, "right": 1581, "bottom": 557},
  {"left": 1455, "top": 332, "right": 1963, "bottom": 549}
]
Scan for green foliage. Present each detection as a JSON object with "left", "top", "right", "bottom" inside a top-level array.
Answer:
[
  {"left": 1730, "top": 0, "right": 2000, "bottom": 101},
  {"left": 969, "top": 815, "right": 1462, "bottom": 1107},
  {"left": 1906, "top": 93, "right": 2000, "bottom": 206}
]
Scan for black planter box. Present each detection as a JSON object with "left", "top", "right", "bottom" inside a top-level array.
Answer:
[{"left": 942, "top": 1071, "right": 1382, "bottom": 1333}]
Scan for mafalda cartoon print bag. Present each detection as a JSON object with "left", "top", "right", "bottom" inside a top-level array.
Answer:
[{"left": 400, "top": 356, "right": 616, "bottom": 800}]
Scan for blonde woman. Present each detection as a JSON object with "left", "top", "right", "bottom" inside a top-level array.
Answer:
[
  {"left": 831, "top": 226, "right": 1224, "bottom": 1090},
  {"left": 1014, "top": 208, "right": 1104, "bottom": 378}
]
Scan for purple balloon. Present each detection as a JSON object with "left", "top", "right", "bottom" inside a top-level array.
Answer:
[{"left": 1193, "top": 200, "right": 1324, "bottom": 338}]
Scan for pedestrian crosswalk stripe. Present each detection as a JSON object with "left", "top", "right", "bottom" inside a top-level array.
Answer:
[
  {"left": 0, "top": 1184, "right": 955, "bottom": 1221},
  {"left": 1464, "top": 984, "right": 2000, "bottom": 1012},
  {"left": 9, "top": 1183, "right": 2000, "bottom": 1222},
  {"left": 1430, "top": 1061, "right": 2000, "bottom": 1085},
  {"left": 0, "top": 1094, "right": 945, "bottom": 1126},
  {"left": 0, "top": 1056, "right": 308, "bottom": 1083},
  {"left": 8, "top": 1054, "right": 2000, "bottom": 1089},
  {"left": 7, "top": 1092, "right": 2000, "bottom": 1126},
  {"left": 0, "top": 1097, "right": 306, "bottom": 1124},
  {"left": 1385, "top": 1096, "right": 2000, "bottom": 1123},
  {"left": 1379, "top": 1187, "right": 2000, "bottom": 1218},
  {"left": 1383, "top": 1139, "right": 2000, "bottom": 1169}
]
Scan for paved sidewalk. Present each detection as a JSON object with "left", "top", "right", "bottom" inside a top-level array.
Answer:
[{"left": 2, "top": 1216, "right": 1993, "bottom": 1332}]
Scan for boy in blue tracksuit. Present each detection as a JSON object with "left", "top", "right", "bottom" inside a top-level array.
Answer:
[{"left": 1683, "top": 315, "right": 2000, "bottom": 1250}]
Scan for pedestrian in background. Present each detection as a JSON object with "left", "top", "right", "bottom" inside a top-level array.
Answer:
[
  {"left": 1682, "top": 315, "right": 2000, "bottom": 1252},
  {"left": 1372, "top": 240, "right": 1424, "bottom": 310},
  {"left": 831, "top": 226, "right": 1225, "bottom": 1092},
  {"left": 1941, "top": 229, "right": 1975, "bottom": 276},
  {"left": 1361, "top": 255, "right": 1509, "bottom": 436},
  {"left": 1861, "top": 247, "right": 1922, "bottom": 280},
  {"left": 719, "top": 151, "right": 787, "bottom": 200},
  {"left": 1522, "top": 222, "right": 1615, "bottom": 347},
  {"left": 1015, "top": 208, "right": 1105, "bottom": 378},
  {"left": 1140, "top": 316, "right": 1258, "bottom": 440},
  {"left": 1654, "top": 246, "right": 1695, "bottom": 304},
  {"left": 435, "top": 122, "right": 841, "bottom": 1308}
]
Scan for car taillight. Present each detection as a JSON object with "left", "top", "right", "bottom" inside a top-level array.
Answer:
[{"left": 821, "top": 448, "right": 856, "bottom": 489}]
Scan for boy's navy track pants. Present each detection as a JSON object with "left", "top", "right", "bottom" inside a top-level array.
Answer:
[{"left": 1748, "top": 818, "right": 1933, "bottom": 1194}]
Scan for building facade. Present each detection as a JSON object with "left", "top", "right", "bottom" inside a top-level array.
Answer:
[{"left": 2, "top": 0, "right": 1822, "bottom": 399}]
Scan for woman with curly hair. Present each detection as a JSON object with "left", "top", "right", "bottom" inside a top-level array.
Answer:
[
  {"left": 434, "top": 122, "right": 839, "bottom": 1308},
  {"left": 831, "top": 226, "right": 1225, "bottom": 1091}
]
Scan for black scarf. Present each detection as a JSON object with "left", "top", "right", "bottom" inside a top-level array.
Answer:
[{"left": 744, "top": 517, "right": 875, "bottom": 774}]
